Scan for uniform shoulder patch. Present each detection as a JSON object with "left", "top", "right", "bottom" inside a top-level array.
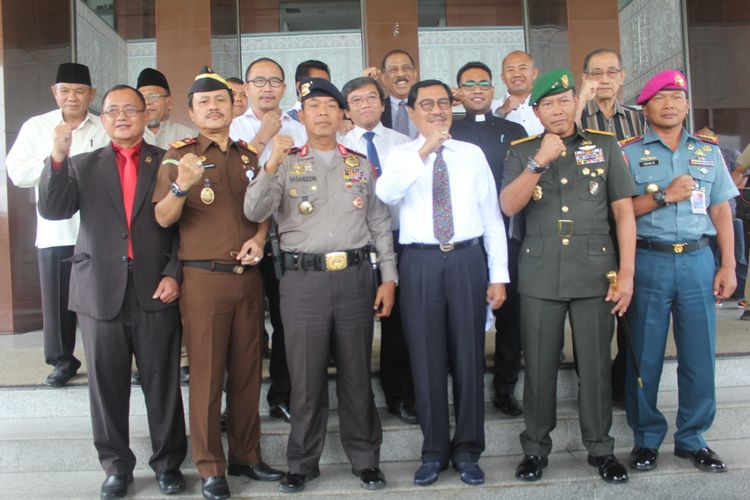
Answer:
[
  {"left": 344, "top": 147, "right": 367, "bottom": 158},
  {"left": 235, "top": 139, "right": 257, "bottom": 154},
  {"left": 585, "top": 128, "right": 615, "bottom": 136},
  {"left": 510, "top": 135, "right": 540, "bottom": 146},
  {"left": 170, "top": 137, "right": 197, "bottom": 149},
  {"left": 618, "top": 135, "right": 642, "bottom": 148},
  {"left": 695, "top": 133, "right": 719, "bottom": 145}
]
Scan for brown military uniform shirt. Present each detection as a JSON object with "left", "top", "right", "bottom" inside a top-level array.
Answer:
[
  {"left": 244, "top": 143, "right": 397, "bottom": 282},
  {"left": 153, "top": 134, "right": 260, "bottom": 262}
]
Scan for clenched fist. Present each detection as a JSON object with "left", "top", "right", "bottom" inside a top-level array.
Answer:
[
  {"left": 664, "top": 174, "right": 694, "bottom": 203},
  {"left": 265, "top": 135, "right": 295, "bottom": 174},
  {"left": 533, "top": 134, "right": 566, "bottom": 167},
  {"left": 52, "top": 122, "right": 73, "bottom": 162},
  {"left": 175, "top": 153, "right": 205, "bottom": 190}
]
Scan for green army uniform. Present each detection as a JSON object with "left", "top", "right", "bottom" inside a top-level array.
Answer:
[{"left": 503, "top": 120, "right": 637, "bottom": 457}]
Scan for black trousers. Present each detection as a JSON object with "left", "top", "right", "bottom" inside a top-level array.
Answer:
[
  {"left": 78, "top": 271, "right": 186, "bottom": 475},
  {"left": 379, "top": 233, "right": 415, "bottom": 408},
  {"left": 492, "top": 238, "right": 521, "bottom": 396},
  {"left": 38, "top": 246, "right": 79, "bottom": 371},
  {"left": 400, "top": 243, "right": 487, "bottom": 465},
  {"left": 260, "top": 251, "right": 290, "bottom": 405}
]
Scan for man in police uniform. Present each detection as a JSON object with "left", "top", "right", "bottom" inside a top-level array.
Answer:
[
  {"left": 501, "top": 69, "right": 636, "bottom": 484},
  {"left": 244, "top": 78, "right": 397, "bottom": 493},
  {"left": 153, "top": 67, "right": 282, "bottom": 500},
  {"left": 621, "top": 70, "right": 738, "bottom": 474}
]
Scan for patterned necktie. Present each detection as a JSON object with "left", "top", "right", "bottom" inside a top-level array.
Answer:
[
  {"left": 121, "top": 147, "right": 138, "bottom": 259},
  {"left": 394, "top": 100, "right": 409, "bottom": 136},
  {"left": 363, "top": 131, "right": 381, "bottom": 177},
  {"left": 432, "top": 146, "right": 454, "bottom": 243}
]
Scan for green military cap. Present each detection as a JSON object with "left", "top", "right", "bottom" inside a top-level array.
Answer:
[{"left": 529, "top": 69, "right": 575, "bottom": 106}]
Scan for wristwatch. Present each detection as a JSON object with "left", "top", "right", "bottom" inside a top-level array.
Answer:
[
  {"left": 526, "top": 157, "right": 549, "bottom": 174},
  {"left": 653, "top": 189, "right": 669, "bottom": 208},
  {"left": 170, "top": 181, "right": 190, "bottom": 197}
]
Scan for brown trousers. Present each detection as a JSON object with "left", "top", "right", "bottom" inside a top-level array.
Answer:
[{"left": 180, "top": 265, "right": 264, "bottom": 478}]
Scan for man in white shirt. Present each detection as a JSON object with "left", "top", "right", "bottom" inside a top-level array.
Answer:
[
  {"left": 492, "top": 51, "right": 544, "bottom": 136},
  {"left": 340, "top": 76, "right": 416, "bottom": 425},
  {"left": 230, "top": 57, "right": 307, "bottom": 166},
  {"left": 376, "top": 79, "right": 509, "bottom": 487},
  {"left": 136, "top": 68, "right": 196, "bottom": 149},
  {"left": 6, "top": 62, "right": 109, "bottom": 386}
]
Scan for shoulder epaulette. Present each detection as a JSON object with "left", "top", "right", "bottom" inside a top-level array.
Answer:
[
  {"left": 695, "top": 133, "right": 719, "bottom": 145},
  {"left": 585, "top": 128, "right": 615, "bottom": 136},
  {"left": 345, "top": 148, "right": 367, "bottom": 158},
  {"left": 510, "top": 135, "right": 540, "bottom": 146},
  {"left": 170, "top": 137, "right": 197, "bottom": 149},
  {"left": 235, "top": 139, "right": 257, "bottom": 154},
  {"left": 618, "top": 135, "right": 643, "bottom": 148}
]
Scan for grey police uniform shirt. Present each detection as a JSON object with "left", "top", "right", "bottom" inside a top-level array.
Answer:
[
  {"left": 244, "top": 144, "right": 397, "bottom": 282},
  {"left": 502, "top": 128, "right": 638, "bottom": 300}
]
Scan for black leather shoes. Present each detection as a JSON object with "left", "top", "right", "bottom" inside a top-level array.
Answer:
[
  {"left": 278, "top": 468, "right": 320, "bottom": 493},
  {"left": 674, "top": 447, "right": 727, "bottom": 472},
  {"left": 228, "top": 462, "right": 284, "bottom": 481},
  {"left": 201, "top": 476, "right": 230, "bottom": 500},
  {"left": 413, "top": 462, "right": 445, "bottom": 486},
  {"left": 630, "top": 447, "right": 658, "bottom": 471},
  {"left": 130, "top": 371, "right": 141, "bottom": 385},
  {"left": 515, "top": 455, "right": 547, "bottom": 481},
  {"left": 453, "top": 462, "right": 485, "bottom": 485},
  {"left": 156, "top": 469, "right": 185, "bottom": 495},
  {"left": 588, "top": 454, "right": 628, "bottom": 483},
  {"left": 388, "top": 401, "right": 418, "bottom": 424},
  {"left": 270, "top": 402, "right": 292, "bottom": 423},
  {"left": 493, "top": 392, "right": 523, "bottom": 417},
  {"left": 100, "top": 474, "right": 132, "bottom": 499},
  {"left": 353, "top": 467, "right": 386, "bottom": 490},
  {"left": 179, "top": 366, "right": 190, "bottom": 385},
  {"left": 46, "top": 366, "right": 77, "bottom": 387}
]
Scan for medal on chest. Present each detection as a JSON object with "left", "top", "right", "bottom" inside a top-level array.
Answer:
[{"left": 200, "top": 179, "right": 215, "bottom": 205}]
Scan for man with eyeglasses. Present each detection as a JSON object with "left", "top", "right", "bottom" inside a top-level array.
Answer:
[
  {"left": 137, "top": 68, "right": 196, "bottom": 150},
  {"left": 6, "top": 62, "right": 108, "bottom": 387},
  {"left": 493, "top": 50, "right": 544, "bottom": 136},
  {"left": 154, "top": 67, "right": 282, "bottom": 500},
  {"left": 340, "top": 76, "right": 417, "bottom": 425},
  {"left": 37, "top": 84, "right": 187, "bottom": 498},
  {"left": 450, "top": 62, "right": 527, "bottom": 418},
  {"left": 620, "top": 70, "right": 737, "bottom": 476},
  {"left": 365, "top": 49, "right": 419, "bottom": 138},
  {"left": 377, "top": 79, "right": 508, "bottom": 487},
  {"left": 577, "top": 49, "right": 644, "bottom": 141},
  {"left": 501, "top": 69, "right": 636, "bottom": 485}
]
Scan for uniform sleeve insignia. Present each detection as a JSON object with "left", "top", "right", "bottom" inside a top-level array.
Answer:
[
  {"left": 585, "top": 128, "right": 615, "bottom": 136},
  {"left": 510, "top": 135, "right": 540, "bottom": 146},
  {"left": 695, "top": 133, "right": 719, "bottom": 145},
  {"left": 170, "top": 137, "right": 197, "bottom": 149},
  {"left": 618, "top": 136, "right": 643, "bottom": 148}
]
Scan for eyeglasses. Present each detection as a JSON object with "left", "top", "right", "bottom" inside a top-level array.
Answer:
[
  {"left": 347, "top": 94, "right": 380, "bottom": 107},
  {"left": 141, "top": 92, "right": 169, "bottom": 101},
  {"left": 417, "top": 98, "right": 451, "bottom": 112},
  {"left": 102, "top": 107, "right": 145, "bottom": 118},
  {"left": 460, "top": 80, "right": 493, "bottom": 89},
  {"left": 246, "top": 77, "right": 284, "bottom": 88},
  {"left": 585, "top": 68, "right": 623, "bottom": 80}
]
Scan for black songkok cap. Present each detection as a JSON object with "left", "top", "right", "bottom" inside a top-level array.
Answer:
[
  {"left": 137, "top": 67, "right": 170, "bottom": 93},
  {"left": 299, "top": 77, "right": 345, "bottom": 109},
  {"left": 55, "top": 63, "right": 92, "bottom": 86},
  {"left": 188, "top": 66, "right": 230, "bottom": 95}
]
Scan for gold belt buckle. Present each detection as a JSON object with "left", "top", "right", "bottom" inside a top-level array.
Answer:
[
  {"left": 673, "top": 243, "right": 687, "bottom": 254},
  {"left": 557, "top": 220, "right": 574, "bottom": 238},
  {"left": 325, "top": 251, "right": 348, "bottom": 271},
  {"left": 233, "top": 265, "right": 245, "bottom": 274},
  {"left": 439, "top": 242, "right": 454, "bottom": 252}
]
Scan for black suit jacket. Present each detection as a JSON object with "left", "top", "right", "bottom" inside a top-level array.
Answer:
[
  {"left": 382, "top": 97, "right": 393, "bottom": 129},
  {"left": 38, "top": 142, "right": 180, "bottom": 320}
]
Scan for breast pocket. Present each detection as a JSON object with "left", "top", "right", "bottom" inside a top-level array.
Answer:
[
  {"left": 633, "top": 165, "right": 669, "bottom": 193},
  {"left": 577, "top": 164, "right": 608, "bottom": 201},
  {"left": 187, "top": 168, "right": 223, "bottom": 207},
  {"left": 342, "top": 180, "right": 369, "bottom": 212},
  {"left": 688, "top": 165, "right": 716, "bottom": 195}
]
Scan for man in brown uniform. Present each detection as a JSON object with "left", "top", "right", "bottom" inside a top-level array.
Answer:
[
  {"left": 245, "top": 78, "right": 397, "bottom": 493},
  {"left": 153, "top": 67, "right": 282, "bottom": 500}
]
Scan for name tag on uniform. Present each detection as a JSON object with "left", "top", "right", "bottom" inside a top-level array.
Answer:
[{"left": 639, "top": 159, "right": 659, "bottom": 167}]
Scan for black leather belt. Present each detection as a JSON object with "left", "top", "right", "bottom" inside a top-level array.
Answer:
[
  {"left": 182, "top": 260, "right": 252, "bottom": 274},
  {"left": 636, "top": 237, "right": 710, "bottom": 255},
  {"left": 405, "top": 237, "right": 480, "bottom": 252},
  {"left": 282, "top": 247, "right": 368, "bottom": 272}
]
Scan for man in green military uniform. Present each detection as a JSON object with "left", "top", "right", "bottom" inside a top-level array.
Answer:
[{"left": 500, "top": 69, "right": 637, "bottom": 484}]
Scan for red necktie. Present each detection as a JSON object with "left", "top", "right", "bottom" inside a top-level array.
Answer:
[{"left": 121, "top": 147, "right": 137, "bottom": 259}]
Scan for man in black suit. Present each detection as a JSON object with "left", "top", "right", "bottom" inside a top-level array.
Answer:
[
  {"left": 38, "top": 85, "right": 186, "bottom": 499},
  {"left": 366, "top": 49, "right": 418, "bottom": 138}
]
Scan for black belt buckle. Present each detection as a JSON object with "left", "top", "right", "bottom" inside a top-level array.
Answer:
[{"left": 557, "top": 220, "right": 574, "bottom": 238}]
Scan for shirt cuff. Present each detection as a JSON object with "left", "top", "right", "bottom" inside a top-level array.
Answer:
[{"left": 489, "top": 267, "right": 510, "bottom": 284}]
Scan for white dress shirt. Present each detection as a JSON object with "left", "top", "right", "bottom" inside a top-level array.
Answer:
[
  {"left": 491, "top": 94, "right": 544, "bottom": 136},
  {"left": 230, "top": 106, "right": 307, "bottom": 164},
  {"left": 389, "top": 96, "right": 418, "bottom": 139},
  {"left": 376, "top": 137, "right": 509, "bottom": 283},
  {"left": 143, "top": 119, "right": 197, "bottom": 150},
  {"left": 6, "top": 109, "right": 109, "bottom": 248},
  {"left": 342, "top": 123, "right": 411, "bottom": 230}
]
